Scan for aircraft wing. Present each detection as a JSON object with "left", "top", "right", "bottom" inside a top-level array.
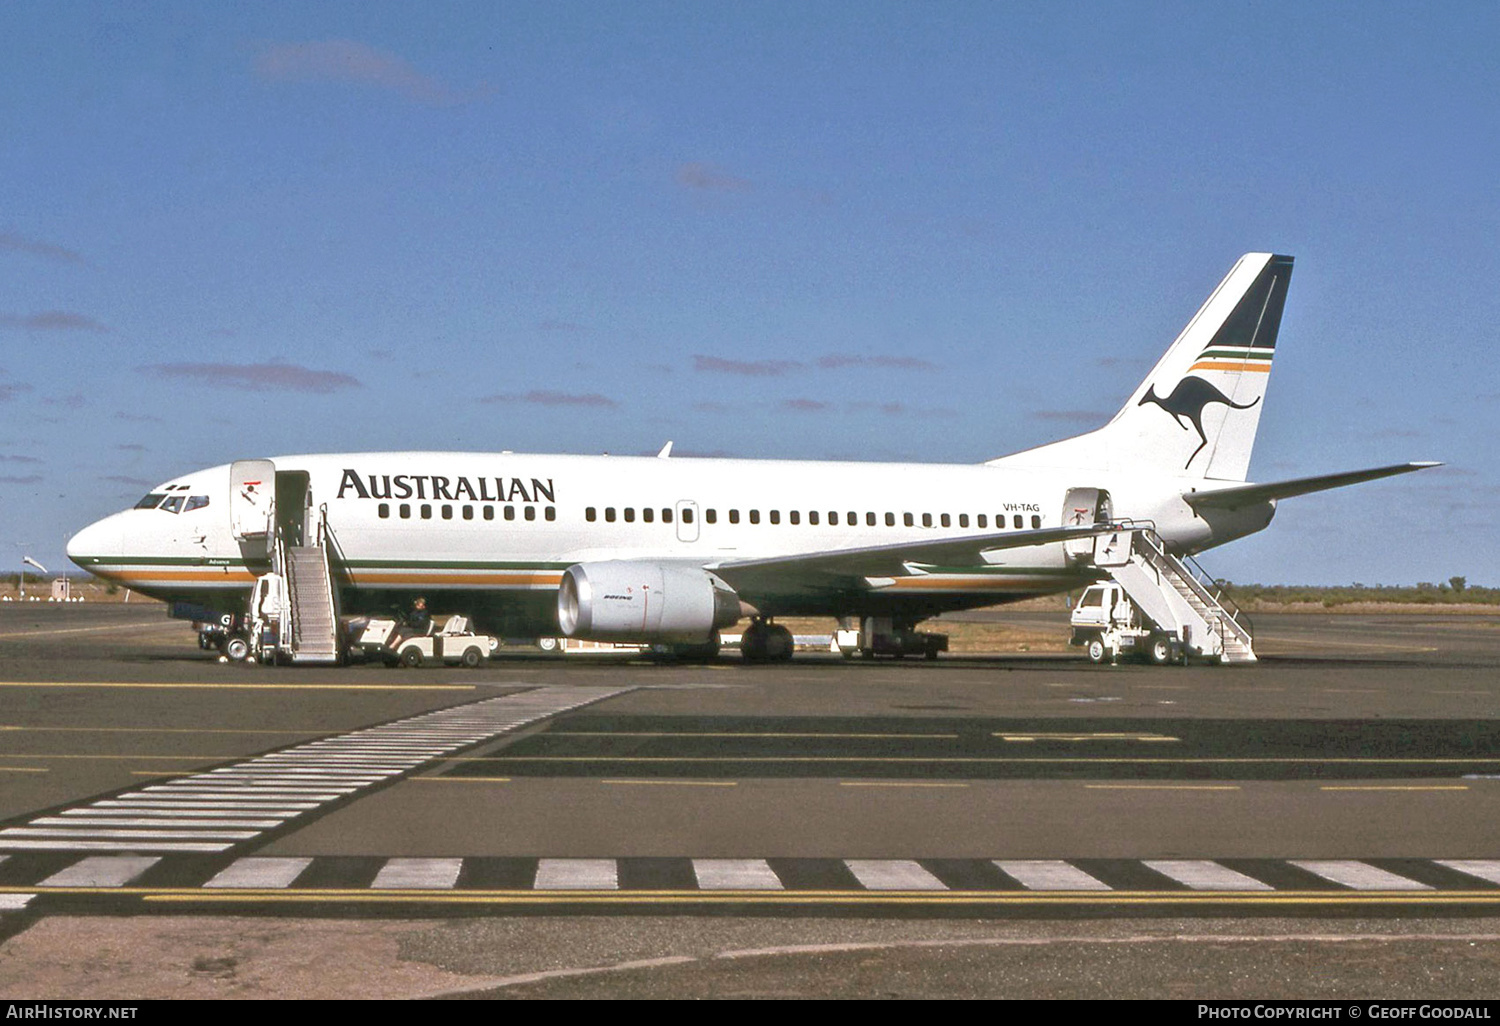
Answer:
[
  {"left": 1183, "top": 461, "right": 1442, "bottom": 510},
  {"left": 708, "top": 523, "right": 1109, "bottom": 586}
]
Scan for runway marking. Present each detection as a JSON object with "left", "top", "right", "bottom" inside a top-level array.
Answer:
[
  {"left": 39, "top": 856, "right": 159, "bottom": 887},
  {"left": 204, "top": 857, "right": 312, "bottom": 889},
  {"left": 693, "top": 859, "right": 783, "bottom": 890},
  {"left": 0, "top": 767, "right": 47, "bottom": 773},
  {"left": 5, "top": 726, "right": 324, "bottom": 735},
  {"left": 552, "top": 731, "right": 960, "bottom": 740},
  {"left": 371, "top": 858, "right": 463, "bottom": 890},
  {"left": 3, "top": 856, "right": 1499, "bottom": 909},
  {"left": 845, "top": 860, "right": 947, "bottom": 891},
  {"left": 0, "top": 682, "right": 478, "bottom": 691},
  {"left": 994, "top": 860, "right": 1111, "bottom": 891},
  {"left": 1290, "top": 861, "right": 1432, "bottom": 891},
  {"left": 1436, "top": 861, "right": 1500, "bottom": 886},
  {"left": 601, "top": 779, "right": 737, "bottom": 788},
  {"left": 1084, "top": 784, "right": 1241, "bottom": 791},
  {"left": 1142, "top": 860, "right": 1273, "bottom": 891},
  {"left": 0, "top": 621, "right": 182, "bottom": 640},
  {"left": 0, "top": 894, "right": 33, "bottom": 911},
  {"left": 839, "top": 781, "right": 969, "bottom": 789},
  {"left": 996, "top": 732, "right": 1179, "bottom": 743},
  {"left": 535, "top": 858, "right": 617, "bottom": 890},
  {"left": 0, "top": 685, "right": 633, "bottom": 854},
  {"left": 1320, "top": 792, "right": 1470, "bottom": 798}
]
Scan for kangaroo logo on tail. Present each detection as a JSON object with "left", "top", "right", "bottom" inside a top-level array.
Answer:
[{"left": 1139, "top": 376, "right": 1260, "bottom": 469}]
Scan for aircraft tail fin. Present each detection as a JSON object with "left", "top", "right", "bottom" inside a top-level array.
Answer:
[{"left": 989, "top": 253, "right": 1294, "bottom": 481}]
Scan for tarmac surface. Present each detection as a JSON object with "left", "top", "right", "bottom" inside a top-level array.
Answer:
[{"left": 0, "top": 602, "right": 1498, "bottom": 999}]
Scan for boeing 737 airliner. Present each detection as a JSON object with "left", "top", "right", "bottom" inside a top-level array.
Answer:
[{"left": 66, "top": 254, "right": 1437, "bottom": 661}]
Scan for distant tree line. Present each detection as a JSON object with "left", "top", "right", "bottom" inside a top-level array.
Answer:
[{"left": 1223, "top": 577, "right": 1497, "bottom": 606}]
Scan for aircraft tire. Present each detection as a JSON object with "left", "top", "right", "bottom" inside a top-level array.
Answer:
[{"left": 765, "top": 624, "right": 794, "bottom": 661}]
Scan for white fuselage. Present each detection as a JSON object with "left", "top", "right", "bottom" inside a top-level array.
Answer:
[{"left": 66, "top": 450, "right": 1272, "bottom": 635}]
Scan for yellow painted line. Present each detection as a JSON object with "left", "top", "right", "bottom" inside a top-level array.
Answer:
[
  {"left": 0, "top": 682, "right": 476, "bottom": 691},
  {"left": 0, "top": 767, "right": 48, "bottom": 773},
  {"left": 1320, "top": 792, "right": 1470, "bottom": 798},
  {"left": 839, "top": 781, "right": 969, "bottom": 789},
  {"left": 602, "top": 779, "right": 738, "bottom": 788},
  {"left": 472, "top": 756, "right": 1500, "bottom": 766},
  {"left": 117, "top": 889, "right": 1500, "bottom": 908},
  {"left": 3, "top": 726, "right": 317, "bottom": 735},
  {"left": 1085, "top": 784, "right": 1240, "bottom": 791},
  {"left": 552, "top": 731, "right": 959, "bottom": 740},
  {"left": 0, "top": 621, "right": 183, "bottom": 640},
  {"left": 996, "top": 733, "right": 1179, "bottom": 743}
]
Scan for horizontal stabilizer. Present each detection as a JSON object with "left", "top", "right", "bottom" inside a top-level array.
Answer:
[
  {"left": 1184, "top": 462, "right": 1442, "bottom": 510},
  {"left": 711, "top": 523, "right": 1111, "bottom": 583}
]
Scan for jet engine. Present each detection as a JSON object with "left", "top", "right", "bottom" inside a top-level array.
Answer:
[{"left": 557, "top": 561, "right": 742, "bottom": 643}]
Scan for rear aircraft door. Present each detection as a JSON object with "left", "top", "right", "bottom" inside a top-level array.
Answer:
[
  {"left": 675, "top": 500, "right": 699, "bottom": 543},
  {"left": 1061, "top": 487, "right": 1111, "bottom": 563},
  {"left": 230, "top": 460, "right": 276, "bottom": 541}
]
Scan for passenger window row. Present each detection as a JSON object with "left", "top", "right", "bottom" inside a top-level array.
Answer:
[
  {"left": 583, "top": 507, "right": 1043, "bottom": 530},
  {"left": 377, "top": 503, "right": 556, "bottom": 522}
]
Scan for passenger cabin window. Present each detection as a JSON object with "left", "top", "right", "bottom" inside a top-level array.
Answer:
[
  {"left": 729, "top": 509, "right": 740, "bottom": 524},
  {"left": 1031, "top": 515, "right": 1042, "bottom": 529},
  {"left": 525, "top": 506, "right": 536, "bottom": 521},
  {"left": 643, "top": 508, "right": 654, "bottom": 523},
  {"left": 134, "top": 493, "right": 166, "bottom": 510},
  {"left": 421, "top": 504, "right": 432, "bottom": 519},
  {"left": 484, "top": 506, "right": 495, "bottom": 521},
  {"left": 977, "top": 514, "right": 987, "bottom": 528},
  {"left": 442, "top": 505, "right": 453, "bottom": 520},
  {"left": 809, "top": 511, "right": 819, "bottom": 526},
  {"left": 769, "top": 510, "right": 780, "bottom": 525},
  {"left": 462, "top": 505, "right": 474, "bottom": 520},
  {"left": 586, "top": 507, "right": 597, "bottom": 522},
  {"left": 827, "top": 512, "right": 838, "bottom": 526},
  {"left": 378, "top": 503, "right": 390, "bottom": 518},
  {"left": 1013, "top": 515, "right": 1023, "bottom": 529},
  {"left": 903, "top": 513, "right": 913, "bottom": 527},
  {"left": 749, "top": 510, "right": 761, "bottom": 525},
  {"left": 705, "top": 509, "right": 717, "bottom": 524},
  {"left": 789, "top": 510, "right": 800, "bottom": 525},
  {"left": 922, "top": 513, "right": 933, "bottom": 528},
  {"left": 662, "top": 507, "right": 674, "bottom": 523},
  {"left": 682, "top": 507, "right": 695, "bottom": 524},
  {"left": 505, "top": 506, "right": 516, "bottom": 521},
  {"left": 400, "top": 504, "right": 411, "bottom": 519},
  {"left": 605, "top": 507, "right": 616, "bottom": 522},
  {"left": 545, "top": 507, "right": 556, "bottom": 521},
  {"left": 624, "top": 507, "right": 636, "bottom": 523},
  {"left": 958, "top": 514, "right": 968, "bottom": 528},
  {"left": 941, "top": 513, "right": 951, "bottom": 528}
]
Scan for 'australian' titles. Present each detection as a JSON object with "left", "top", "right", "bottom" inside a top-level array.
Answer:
[{"left": 337, "top": 469, "right": 555, "bottom": 504}]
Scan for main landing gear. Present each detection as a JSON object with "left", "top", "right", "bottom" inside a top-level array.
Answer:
[{"left": 739, "top": 618, "right": 794, "bottom": 663}]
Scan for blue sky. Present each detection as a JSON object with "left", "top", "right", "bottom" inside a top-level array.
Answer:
[{"left": 2, "top": 1, "right": 1495, "bottom": 585}]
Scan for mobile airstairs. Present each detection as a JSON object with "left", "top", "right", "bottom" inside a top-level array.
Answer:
[
  {"left": 1078, "top": 524, "right": 1256, "bottom": 665},
  {"left": 232, "top": 460, "right": 342, "bottom": 665}
]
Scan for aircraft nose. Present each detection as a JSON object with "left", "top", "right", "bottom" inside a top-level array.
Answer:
[{"left": 67, "top": 516, "right": 122, "bottom": 569}]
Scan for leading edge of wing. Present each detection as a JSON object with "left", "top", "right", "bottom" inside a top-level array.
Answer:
[
  {"left": 707, "top": 523, "right": 1110, "bottom": 582},
  {"left": 1183, "top": 461, "right": 1442, "bottom": 510}
]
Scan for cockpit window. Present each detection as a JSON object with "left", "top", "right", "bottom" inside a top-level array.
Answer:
[
  {"left": 160, "top": 495, "right": 185, "bottom": 514},
  {"left": 184, "top": 495, "right": 210, "bottom": 512},
  {"left": 134, "top": 493, "right": 166, "bottom": 510}
]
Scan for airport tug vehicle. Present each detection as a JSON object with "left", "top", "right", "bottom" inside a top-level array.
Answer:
[{"left": 353, "top": 615, "right": 498, "bottom": 668}]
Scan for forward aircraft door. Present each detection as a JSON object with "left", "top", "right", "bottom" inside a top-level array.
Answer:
[{"left": 230, "top": 459, "right": 276, "bottom": 541}]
